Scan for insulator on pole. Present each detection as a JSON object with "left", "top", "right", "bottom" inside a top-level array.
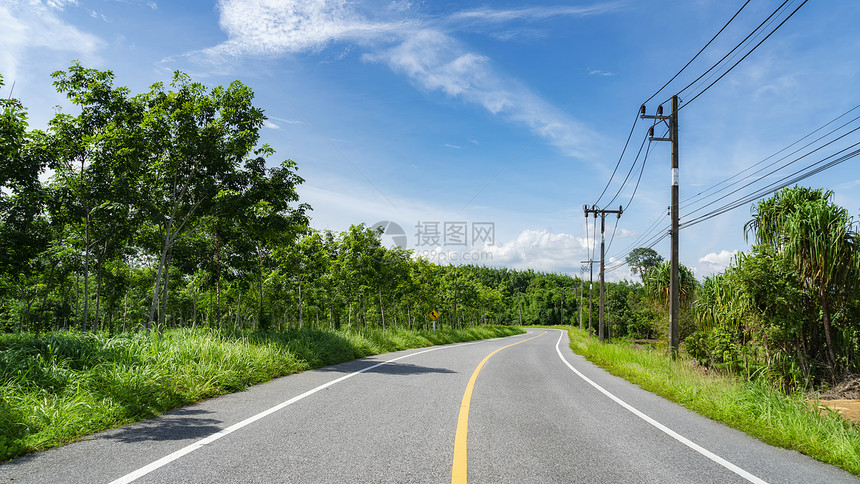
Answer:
[
  {"left": 657, "top": 105, "right": 663, "bottom": 116},
  {"left": 639, "top": 105, "right": 646, "bottom": 116},
  {"left": 649, "top": 126, "right": 654, "bottom": 138}
]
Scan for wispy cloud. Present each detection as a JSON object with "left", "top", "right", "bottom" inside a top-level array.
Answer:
[
  {"left": 0, "top": 1, "right": 104, "bottom": 83},
  {"left": 444, "top": 143, "right": 461, "bottom": 149},
  {"left": 269, "top": 116, "right": 303, "bottom": 125},
  {"left": 182, "top": 0, "right": 613, "bottom": 159},
  {"left": 263, "top": 119, "right": 280, "bottom": 129},
  {"left": 447, "top": 4, "right": 621, "bottom": 24},
  {"left": 588, "top": 67, "right": 615, "bottom": 76}
]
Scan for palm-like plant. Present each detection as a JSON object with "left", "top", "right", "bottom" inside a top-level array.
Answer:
[
  {"left": 783, "top": 199, "right": 857, "bottom": 382},
  {"left": 746, "top": 186, "right": 859, "bottom": 383}
]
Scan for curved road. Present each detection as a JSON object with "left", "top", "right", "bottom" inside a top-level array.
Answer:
[{"left": 1, "top": 329, "right": 855, "bottom": 483}]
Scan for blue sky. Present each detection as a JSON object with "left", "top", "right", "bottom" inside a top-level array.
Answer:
[{"left": 3, "top": 0, "right": 860, "bottom": 281}]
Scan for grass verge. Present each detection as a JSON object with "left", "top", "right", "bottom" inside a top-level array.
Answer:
[
  {"left": 0, "top": 325, "right": 523, "bottom": 461},
  {"left": 564, "top": 326, "right": 860, "bottom": 476}
]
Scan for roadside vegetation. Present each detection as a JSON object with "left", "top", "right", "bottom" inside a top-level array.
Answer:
[
  {"left": 0, "top": 325, "right": 522, "bottom": 461},
  {"left": 565, "top": 327, "right": 860, "bottom": 476}
]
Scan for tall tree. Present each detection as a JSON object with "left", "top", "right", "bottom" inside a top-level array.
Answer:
[
  {"left": 626, "top": 248, "right": 664, "bottom": 283},
  {"left": 47, "top": 63, "right": 139, "bottom": 331},
  {"left": 135, "top": 72, "right": 267, "bottom": 332}
]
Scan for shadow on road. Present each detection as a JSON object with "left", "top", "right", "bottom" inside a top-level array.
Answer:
[
  {"left": 318, "top": 361, "right": 457, "bottom": 376},
  {"left": 99, "top": 407, "right": 223, "bottom": 443}
]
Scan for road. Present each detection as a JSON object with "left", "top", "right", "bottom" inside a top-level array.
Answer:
[{"left": 1, "top": 329, "right": 855, "bottom": 483}]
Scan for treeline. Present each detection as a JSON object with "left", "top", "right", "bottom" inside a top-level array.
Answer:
[{"left": 0, "top": 64, "right": 587, "bottom": 334}]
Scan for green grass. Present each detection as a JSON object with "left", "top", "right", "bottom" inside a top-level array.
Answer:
[
  {"left": 563, "top": 326, "right": 860, "bottom": 476},
  {"left": 0, "top": 325, "right": 523, "bottom": 461}
]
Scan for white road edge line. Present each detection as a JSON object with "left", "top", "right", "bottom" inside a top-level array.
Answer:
[
  {"left": 552, "top": 329, "right": 768, "bottom": 484},
  {"left": 108, "top": 335, "right": 516, "bottom": 484}
]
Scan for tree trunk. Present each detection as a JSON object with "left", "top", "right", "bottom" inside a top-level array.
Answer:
[
  {"left": 158, "top": 251, "right": 172, "bottom": 336},
  {"left": 95, "top": 251, "right": 104, "bottom": 331},
  {"left": 148, "top": 235, "right": 171, "bottom": 333},
  {"left": 83, "top": 213, "right": 91, "bottom": 332},
  {"left": 298, "top": 279, "right": 303, "bottom": 329},
  {"left": 820, "top": 286, "right": 839, "bottom": 384},
  {"left": 379, "top": 289, "right": 385, "bottom": 330},
  {"left": 258, "top": 244, "right": 265, "bottom": 329}
]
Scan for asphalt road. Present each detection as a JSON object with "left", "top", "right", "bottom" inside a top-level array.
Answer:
[{"left": 1, "top": 329, "right": 855, "bottom": 483}]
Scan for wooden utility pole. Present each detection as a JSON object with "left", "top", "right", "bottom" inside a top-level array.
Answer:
[
  {"left": 641, "top": 95, "right": 680, "bottom": 356},
  {"left": 584, "top": 206, "right": 623, "bottom": 343}
]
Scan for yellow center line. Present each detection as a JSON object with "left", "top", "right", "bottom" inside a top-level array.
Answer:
[{"left": 451, "top": 331, "right": 546, "bottom": 484}]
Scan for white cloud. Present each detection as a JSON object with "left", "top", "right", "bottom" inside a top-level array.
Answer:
[
  {"left": 696, "top": 249, "right": 737, "bottom": 277},
  {"left": 0, "top": 1, "right": 103, "bottom": 82},
  {"left": 269, "top": 116, "right": 303, "bottom": 125},
  {"left": 202, "top": 0, "right": 410, "bottom": 59},
  {"left": 186, "top": 0, "right": 607, "bottom": 160},
  {"left": 588, "top": 68, "right": 615, "bottom": 76},
  {"left": 263, "top": 119, "right": 280, "bottom": 129},
  {"left": 481, "top": 229, "right": 589, "bottom": 272}
]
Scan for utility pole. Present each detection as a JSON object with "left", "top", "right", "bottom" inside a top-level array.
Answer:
[
  {"left": 641, "top": 95, "right": 680, "bottom": 356},
  {"left": 580, "top": 259, "right": 597, "bottom": 336},
  {"left": 584, "top": 205, "right": 623, "bottom": 343},
  {"left": 579, "top": 267, "right": 585, "bottom": 331}
]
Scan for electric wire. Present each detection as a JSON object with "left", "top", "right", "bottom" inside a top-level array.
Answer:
[
  {"left": 643, "top": 0, "right": 752, "bottom": 105},
  {"left": 681, "top": 114, "right": 860, "bottom": 215},
  {"left": 681, "top": 141, "right": 860, "bottom": 229},
  {"left": 613, "top": 211, "right": 668, "bottom": 260},
  {"left": 605, "top": 215, "right": 621, "bottom": 254},
  {"left": 672, "top": 0, "right": 791, "bottom": 101},
  {"left": 594, "top": 110, "right": 641, "bottom": 207},
  {"left": 679, "top": 0, "right": 808, "bottom": 110},
  {"left": 683, "top": 124, "right": 860, "bottom": 220},
  {"left": 680, "top": 104, "right": 860, "bottom": 208},
  {"left": 603, "top": 129, "right": 651, "bottom": 208}
]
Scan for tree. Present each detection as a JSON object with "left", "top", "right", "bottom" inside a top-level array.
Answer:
[
  {"left": 0, "top": 74, "right": 50, "bottom": 280},
  {"left": 745, "top": 186, "right": 860, "bottom": 383},
  {"left": 241, "top": 157, "right": 308, "bottom": 329},
  {"left": 45, "top": 64, "right": 142, "bottom": 331},
  {"left": 135, "top": 72, "right": 269, "bottom": 332},
  {"left": 626, "top": 248, "right": 664, "bottom": 283}
]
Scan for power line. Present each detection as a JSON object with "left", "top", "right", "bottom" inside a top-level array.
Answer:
[
  {"left": 681, "top": 142, "right": 860, "bottom": 229},
  {"left": 643, "top": 0, "right": 752, "bottom": 105},
  {"left": 603, "top": 129, "right": 651, "bottom": 208},
  {"left": 612, "top": 211, "right": 667, "bottom": 260},
  {"left": 594, "top": 110, "right": 641, "bottom": 207},
  {"left": 680, "top": 104, "right": 860, "bottom": 208},
  {"left": 683, "top": 123, "right": 860, "bottom": 219},
  {"left": 679, "top": 0, "right": 808, "bottom": 110}
]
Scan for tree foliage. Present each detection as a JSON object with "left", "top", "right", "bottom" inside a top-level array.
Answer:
[{"left": 692, "top": 186, "right": 860, "bottom": 388}]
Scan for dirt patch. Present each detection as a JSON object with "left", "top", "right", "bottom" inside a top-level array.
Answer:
[
  {"left": 815, "top": 399, "right": 860, "bottom": 423},
  {"left": 810, "top": 376, "right": 860, "bottom": 424}
]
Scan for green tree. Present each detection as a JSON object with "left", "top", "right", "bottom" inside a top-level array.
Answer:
[
  {"left": 626, "top": 247, "right": 664, "bottom": 283},
  {"left": 135, "top": 72, "right": 268, "bottom": 332},
  {"left": 746, "top": 186, "right": 859, "bottom": 383}
]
